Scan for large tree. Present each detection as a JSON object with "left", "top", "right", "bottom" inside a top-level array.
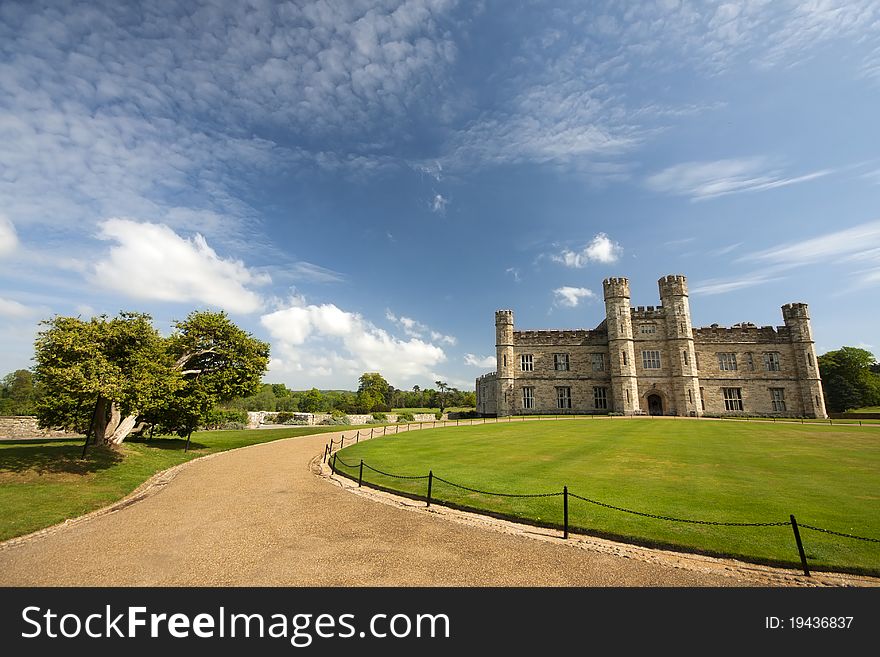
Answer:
[
  {"left": 818, "top": 347, "right": 880, "bottom": 412},
  {"left": 357, "top": 372, "right": 392, "bottom": 411},
  {"left": 0, "top": 369, "right": 42, "bottom": 415},
  {"left": 34, "top": 311, "right": 269, "bottom": 445}
]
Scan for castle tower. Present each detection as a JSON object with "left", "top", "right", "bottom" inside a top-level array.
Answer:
[
  {"left": 603, "top": 278, "right": 640, "bottom": 414},
  {"left": 782, "top": 303, "right": 827, "bottom": 418},
  {"left": 658, "top": 274, "right": 703, "bottom": 417},
  {"left": 495, "top": 310, "right": 515, "bottom": 416}
]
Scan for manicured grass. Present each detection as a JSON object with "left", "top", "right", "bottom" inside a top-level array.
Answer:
[
  {"left": 853, "top": 406, "right": 880, "bottom": 413},
  {"left": 336, "top": 419, "right": 880, "bottom": 575},
  {"left": 0, "top": 426, "right": 361, "bottom": 542}
]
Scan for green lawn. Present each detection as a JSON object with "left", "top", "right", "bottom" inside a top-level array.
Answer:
[
  {"left": 0, "top": 426, "right": 362, "bottom": 542},
  {"left": 853, "top": 406, "right": 880, "bottom": 413},
  {"left": 335, "top": 420, "right": 880, "bottom": 575}
]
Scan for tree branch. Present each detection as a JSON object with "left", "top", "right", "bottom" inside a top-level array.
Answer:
[{"left": 175, "top": 348, "right": 217, "bottom": 370}]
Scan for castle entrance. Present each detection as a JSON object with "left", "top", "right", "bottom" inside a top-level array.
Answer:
[{"left": 647, "top": 394, "right": 663, "bottom": 415}]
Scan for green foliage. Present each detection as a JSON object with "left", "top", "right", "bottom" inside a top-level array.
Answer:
[
  {"left": 202, "top": 409, "right": 249, "bottom": 429},
  {"left": 371, "top": 412, "right": 387, "bottom": 421},
  {"left": 32, "top": 310, "right": 269, "bottom": 442},
  {"left": 0, "top": 369, "right": 43, "bottom": 416},
  {"left": 397, "top": 411, "right": 415, "bottom": 422},
  {"left": 34, "top": 313, "right": 177, "bottom": 433},
  {"left": 357, "top": 372, "right": 392, "bottom": 411},
  {"left": 819, "top": 347, "right": 880, "bottom": 412},
  {"left": 299, "top": 388, "right": 325, "bottom": 413}
]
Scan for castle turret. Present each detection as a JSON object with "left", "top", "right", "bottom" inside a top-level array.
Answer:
[
  {"left": 658, "top": 275, "right": 703, "bottom": 416},
  {"left": 495, "top": 310, "right": 515, "bottom": 416},
  {"left": 782, "top": 303, "right": 827, "bottom": 418},
  {"left": 603, "top": 278, "right": 640, "bottom": 414}
]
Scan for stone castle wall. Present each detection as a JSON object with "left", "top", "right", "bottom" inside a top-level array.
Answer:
[{"left": 0, "top": 416, "right": 82, "bottom": 440}]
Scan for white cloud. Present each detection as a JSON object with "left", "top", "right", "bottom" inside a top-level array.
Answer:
[
  {"left": 744, "top": 220, "right": 880, "bottom": 266},
  {"left": 91, "top": 219, "right": 269, "bottom": 313},
  {"left": 431, "top": 193, "right": 449, "bottom": 213},
  {"left": 386, "top": 310, "right": 457, "bottom": 345},
  {"left": 690, "top": 273, "right": 781, "bottom": 296},
  {"left": 262, "top": 303, "right": 447, "bottom": 386},
  {"left": 0, "top": 215, "right": 18, "bottom": 257},
  {"left": 290, "top": 261, "right": 346, "bottom": 283},
  {"left": 553, "top": 233, "right": 621, "bottom": 267},
  {"left": 646, "top": 158, "right": 832, "bottom": 201},
  {"left": 464, "top": 353, "right": 495, "bottom": 368},
  {"left": 505, "top": 267, "right": 522, "bottom": 282},
  {"left": 0, "top": 297, "right": 39, "bottom": 318},
  {"left": 553, "top": 286, "right": 596, "bottom": 307}
]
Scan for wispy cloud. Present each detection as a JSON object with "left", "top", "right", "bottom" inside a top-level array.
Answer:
[
  {"left": 552, "top": 233, "right": 621, "bottom": 267},
  {"left": 431, "top": 193, "right": 449, "bottom": 213},
  {"left": 690, "top": 273, "right": 782, "bottom": 296},
  {"left": 385, "top": 310, "right": 457, "bottom": 345},
  {"left": 0, "top": 215, "right": 17, "bottom": 257},
  {"left": 505, "top": 267, "right": 522, "bottom": 283},
  {"left": 291, "top": 262, "right": 346, "bottom": 284},
  {"left": 464, "top": 353, "right": 495, "bottom": 368},
  {"left": 0, "top": 296, "right": 42, "bottom": 318},
  {"left": 553, "top": 286, "right": 596, "bottom": 307},
  {"left": 744, "top": 221, "right": 880, "bottom": 266},
  {"left": 646, "top": 157, "right": 832, "bottom": 201}
]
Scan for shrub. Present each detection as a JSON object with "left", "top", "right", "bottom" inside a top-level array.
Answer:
[
  {"left": 219, "top": 421, "right": 246, "bottom": 430},
  {"left": 275, "top": 411, "right": 295, "bottom": 424},
  {"left": 322, "top": 410, "right": 350, "bottom": 426},
  {"left": 203, "top": 409, "right": 249, "bottom": 429},
  {"left": 397, "top": 411, "right": 415, "bottom": 423},
  {"left": 435, "top": 411, "right": 443, "bottom": 420},
  {"left": 372, "top": 412, "right": 387, "bottom": 421}
]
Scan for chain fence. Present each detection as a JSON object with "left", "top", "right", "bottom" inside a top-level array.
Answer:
[{"left": 320, "top": 426, "right": 878, "bottom": 577}]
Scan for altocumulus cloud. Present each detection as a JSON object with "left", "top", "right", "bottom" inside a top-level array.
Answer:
[
  {"left": 553, "top": 286, "right": 595, "bottom": 308},
  {"left": 91, "top": 219, "right": 269, "bottom": 313},
  {"left": 261, "top": 303, "right": 447, "bottom": 386}
]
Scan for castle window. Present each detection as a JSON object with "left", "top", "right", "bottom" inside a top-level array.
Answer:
[
  {"left": 699, "top": 387, "right": 705, "bottom": 411},
  {"left": 770, "top": 388, "right": 786, "bottom": 412},
  {"left": 695, "top": 352, "right": 700, "bottom": 370},
  {"left": 520, "top": 354, "right": 533, "bottom": 372},
  {"left": 503, "top": 355, "right": 507, "bottom": 367},
  {"left": 621, "top": 351, "right": 628, "bottom": 366},
  {"left": 807, "top": 353, "right": 814, "bottom": 368},
  {"left": 642, "top": 350, "right": 661, "bottom": 369},
  {"left": 763, "top": 352, "right": 781, "bottom": 371},
  {"left": 746, "top": 353, "right": 754, "bottom": 371},
  {"left": 556, "top": 386, "right": 572, "bottom": 409},
  {"left": 591, "top": 353, "right": 605, "bottom": 371},
  {"left": 687, "top": 389, "right": 693, "bottom": 404},
  {"left": 593, "top": 386, "right": 608, "bottom": 410},
  {"left": 718, "top": 353, "right": 737, "bottom": 371},
  {"left": 554, "top": 353, "right": 570, "bottom": 371},
  {"left": 722, "top": 387, "right": 744, "bottom": 411},
  {"left": 521, "top": 387, "right": 534, "bottom": 409},
  {"left": 682, "top": 350, "right": 689, "bottom": 366},
  {"left": 640, "top": 324, "right": 656, "bottom": 334}
]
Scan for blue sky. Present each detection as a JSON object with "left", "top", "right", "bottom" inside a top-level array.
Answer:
[{"left": 1, "top": 0, "right": 879, "bottom": 391}]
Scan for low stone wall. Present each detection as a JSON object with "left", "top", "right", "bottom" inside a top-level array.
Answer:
[
  {"left": 0, "top": 416, "right": 82, "bottom": 440},
  {"left": 249, "top": 411, "right": 444, "bottom": 427},
  {"left": 829, "top": 412, "right": 880, "bottom": 420}
]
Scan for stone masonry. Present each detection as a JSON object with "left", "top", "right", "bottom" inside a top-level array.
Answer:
[{"left": 476, "top": 274, "right": 827, "bottom": 418}]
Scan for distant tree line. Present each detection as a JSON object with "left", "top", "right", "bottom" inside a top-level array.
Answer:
[
  {"left": 0, "top": 369, "right": 43, "bottom": 416},
  {"left": 221, "top": 372, "right": 476, "bottom": 414}
]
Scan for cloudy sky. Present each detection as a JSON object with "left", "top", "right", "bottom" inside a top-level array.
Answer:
[{"left": 2, "top": 0, "right": 879, "bottom": 391}]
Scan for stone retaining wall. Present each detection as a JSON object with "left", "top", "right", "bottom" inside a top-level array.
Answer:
[{"left": 0, "top": 416, "right": 82, "bottom": 440}]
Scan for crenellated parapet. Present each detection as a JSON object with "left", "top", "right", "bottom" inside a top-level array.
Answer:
[
  {"left": 513, "top": 329, "right": 607, "bottom": 346},
  {"left": 693, "top": 324, "right": 792, "bottom": 343},
  {"left": 631, "top": 305, "right": 666, "bottom": 319},
  {"left": 658, "top": 274, "right": 688, "bottom": 299},
  {"left": 602, "top": 277, "right": 630, "bottom": 300}
]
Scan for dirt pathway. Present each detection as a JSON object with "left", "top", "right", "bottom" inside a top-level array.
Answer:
[{"left": 0, "top": 428, "right": 874, "bottom": 586}]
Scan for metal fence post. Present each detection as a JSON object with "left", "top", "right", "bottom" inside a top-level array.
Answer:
[
  {"left": 563, "top": 486, "right": 569, "bottom": 539},
  {"left": 790, "top": 514, "right": 810, "bottom": 577},
  {"left": 323, "top": 444, "right": 328, "bottom": 463},
  {"left": 356, "top": 432, "right": 359, "bottom": 443},
  {"left": 340, "top": 435, "right": 344, "bottom": 449},
  {"left": 427, "top": 470, "right": 433, "bottom": 507},
  {"left": 358, "top": 460, "right": 364, "bottom": 487},
  {"left": 332, "top": 453, "right": 337, "bottom": 475}
]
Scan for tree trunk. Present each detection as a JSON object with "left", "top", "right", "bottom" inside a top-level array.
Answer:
[{"left": 91, "top": 396, "right": 139, "bottom": 446}]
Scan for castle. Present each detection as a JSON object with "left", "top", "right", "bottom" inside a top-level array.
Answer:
[{"left": 475, "top": 275, "right": 827, "bottom": 418}]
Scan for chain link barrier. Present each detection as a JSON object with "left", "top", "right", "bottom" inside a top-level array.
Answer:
[
  {"left": 566, "top": 492, "right": 790, "bottom": 527},
  {"left": 797, "top": 523, "right": 880, "bottom": 543},
  {"left": 432, "top": 475, "right": 562, "bottom": 498},
  {"left": 362, "top": 462, "right": 429, "bottom": 480}
]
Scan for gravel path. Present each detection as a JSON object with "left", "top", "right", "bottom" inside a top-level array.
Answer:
[{"left": 0, "top": 428, "right": 874, "bottom": 586}]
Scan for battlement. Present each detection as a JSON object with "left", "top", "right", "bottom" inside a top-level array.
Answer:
[
  {"left": 602, "top": 277, "right": 630, "bottom": 299},
  {"left": 693, "top": 324, "right": 791, "bottom": 344},
  {"left": 513, "top": 329, "right": 607, "bottom": 347},
  {"left": 632, "top": 305, "right": 665, "bottom": 319},
  {"left": 658, "top": 274, "right": 688, "bottom": 298},
  {"left": 495, "top": 309, "right": 514, "bottom": 325},
  {"left": 476, "top": 372, "right": 497, "bottom": 382},
  {"left": 781, "top": 303, "right": 809, "bottom": 322}
]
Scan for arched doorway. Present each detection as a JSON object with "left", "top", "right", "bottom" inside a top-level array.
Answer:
[{"left": 647, "top": 394, "right": 663, "bottom": 416}]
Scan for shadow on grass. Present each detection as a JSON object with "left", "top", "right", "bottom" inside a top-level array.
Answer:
[
  {"left": 127, "top": 437, "right": 208, "bottom": 451},
  {"left": 0, "top": 443, "right": 124, "bottom": 475}
]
